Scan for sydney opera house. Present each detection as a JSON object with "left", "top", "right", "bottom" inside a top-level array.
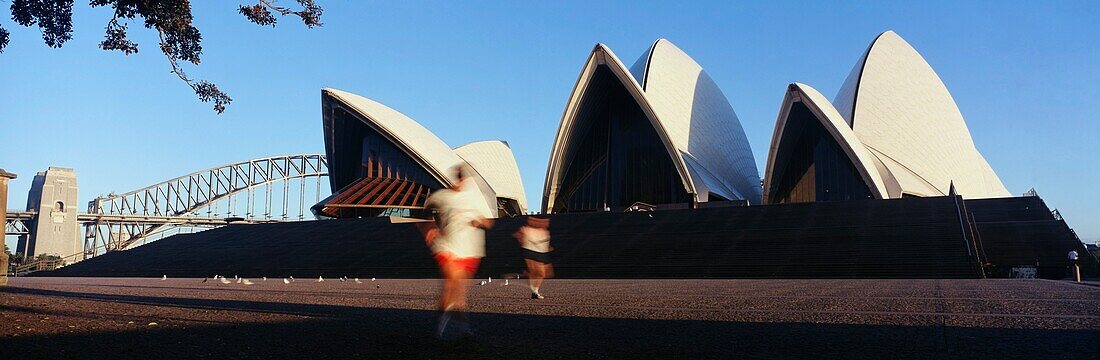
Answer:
[{"left": 54, "top": 31, "right": 1097, "bottom": 280}]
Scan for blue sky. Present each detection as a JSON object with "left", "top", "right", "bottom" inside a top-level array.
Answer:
[{"left": 2, "top": 1, "right": 1098, "bottom": 249}]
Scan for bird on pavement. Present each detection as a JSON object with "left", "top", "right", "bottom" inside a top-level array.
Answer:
[
  {"left": 354, "top": 278, "right": 362, "bottom": 284},
  {"left": 290, "top": 276, "right": 295, "bottom": 282},
  {"left": 202, "top": 278, "right": 208, "bottom": 283},
  {"left": 161, "top": 275, "right": 167, "bottom": 281},
  {"left": 283, "top": 278, "right": 290, "bottom": 284},
  {"left": 262, "top": 277, "right": 267, "bottom": 281},
  {"left": 242, "top": 279, "right": 254, "bottom": 285},
  {"left": 219, "top": 277, "right": 232, "bottom": 284},
  {"left": 318, "top": 276, "right": 325, "bottom": 282}
]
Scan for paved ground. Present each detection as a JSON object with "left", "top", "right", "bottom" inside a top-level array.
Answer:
[{"left": 1, "top": 278, "right": 1098, "bottom": 359}]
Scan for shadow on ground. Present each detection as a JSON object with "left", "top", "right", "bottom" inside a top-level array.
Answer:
[{"left": 1, "top": 287, "right": 1097, "bottom": 359}]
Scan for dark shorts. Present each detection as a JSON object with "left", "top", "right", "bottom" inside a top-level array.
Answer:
[
  {"left": 522, "top": 248, "right": 553, "bottom": 264},
  {"left": 434, "top": 252, "right": 481, "bottom": 274}
]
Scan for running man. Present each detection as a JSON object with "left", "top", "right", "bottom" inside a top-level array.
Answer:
[
  {"left": 515, "top": 217, "right": 554, "bottom": 299},
  {"left": 424, "top": 165, "right": 493, "bottom": 338}
]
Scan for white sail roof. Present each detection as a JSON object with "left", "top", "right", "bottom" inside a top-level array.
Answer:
[
  {"left": 322, "top": 88, "right": 498, "bottom": 217},
  {"left": 832, "top": 31, "right": 1010, "bottom": 199},
  {"left": 454, "top": 140, "right": 528, "bottom": 213},
  {"left": 634, "top": 39, "right": 761, "bottom": 202}
]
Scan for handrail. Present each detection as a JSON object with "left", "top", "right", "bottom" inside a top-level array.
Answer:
[{"left": 11, "top": 241, "right": 112, "bottom": 276}]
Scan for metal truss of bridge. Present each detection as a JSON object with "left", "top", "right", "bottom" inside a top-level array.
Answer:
[
  {"left": 85, "top": 154, "right": 329, "bottom": 254},
  {"left": 8, "top": 154, "right": 329, "bottom": 263}
]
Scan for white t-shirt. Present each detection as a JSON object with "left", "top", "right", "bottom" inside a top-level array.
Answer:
[
  {"left": 514, "top": 228, "right": 550, "bottom": 254},
  {"left": 425, "top": 186, "right": 486, "bottom": 258},
  {"left": 519, "top": 226, "right": 551, "bottom": 253}
]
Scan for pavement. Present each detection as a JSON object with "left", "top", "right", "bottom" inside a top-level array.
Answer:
[{"left": 1, "top": 277, "right": 1098, "bottom": 359}]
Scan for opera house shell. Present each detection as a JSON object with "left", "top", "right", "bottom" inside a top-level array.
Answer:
[
  {"left": 542, "top": 39, "right": 760, "bottom": 213},
  {"left": 763, "top": 31, "right": 1011, "bottom": 204},
  {"left": 454, "top": 140, "right": 529, "bottom": 216},
  {"left": 314, "top": 88, "right": 526, "bottom": 218}
]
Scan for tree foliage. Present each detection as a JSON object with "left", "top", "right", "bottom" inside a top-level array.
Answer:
[{"left": 1, "top": 1, "right": 324, "bottom": 114}]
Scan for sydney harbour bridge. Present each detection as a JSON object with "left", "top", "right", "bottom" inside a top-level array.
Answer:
[{"left": 5, "top": 154, "right": 329, "bottom": 265}]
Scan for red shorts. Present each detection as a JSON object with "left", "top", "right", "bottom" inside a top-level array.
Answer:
[{"left": 434, "top": 252, "right": 481, "bottom": 274}]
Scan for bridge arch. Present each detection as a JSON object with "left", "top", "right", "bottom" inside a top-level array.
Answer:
[{"left": 84, "top": 154, "right": 329, "bottom": 254}]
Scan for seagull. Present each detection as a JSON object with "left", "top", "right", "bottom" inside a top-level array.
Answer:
[
  {"left": 478, "top": 281, "right": 487, "bottom": 286},
  {"left": 488, "top": 277, "right": 492, "bottom": 283},
  {"left": 371, "top": 278, "right": 376, "bottom": 281},
  {"left": 219, "top": 277, "right": 232, "bottom": 284},
  {"left": 262, "top": 277, "right": 267, "bottom": 281},
  {"left": 237, "top": 278, "right": 243, "bottom": 284},
  {"left": 242, "top": 279, "right": 254, "bottom": 285},
  {"left": 354, "top": 278, "right": 362, "bottom": 284},
  {"left": 161, "top": 275, "right": 167, "bottom": 281},
  {"left": 283, "top": 278, "right": 290, "bottom": 284},
  {"left": 290, "top": 276, "right": 296, "bottom": 282},
  {"left": 318, "top": 276, "right": 325, "bottom": 282},
  {"left": 214, "top": 275, "right": 220, "bottom": 279},
  {"left": 504, "top": 279, "right": 509, "bottom": 286},
  {"left": 234, "top": 275, "right": 239, "bottom": 280},
  {"left": 340, "top": 277, "right": 347, "bottom": 282}
]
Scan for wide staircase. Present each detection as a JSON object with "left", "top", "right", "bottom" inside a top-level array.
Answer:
[
  {"left": 966, "top": 196, "right": 1098, "bottom": 278},
  {"left": 49, "top": 196, "right": 984, "bottom": 279}
]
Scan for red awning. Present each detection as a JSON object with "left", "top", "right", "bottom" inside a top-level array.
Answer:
[{"left": 315, "top": 176, "right": 433, "bottom": 218}]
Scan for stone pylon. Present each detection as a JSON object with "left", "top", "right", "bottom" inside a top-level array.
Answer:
[{"left": 0, "top": 168, "right": 17, "bottom": 286}]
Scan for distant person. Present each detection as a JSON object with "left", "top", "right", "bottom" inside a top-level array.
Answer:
[
  {"left": 424, "top": 165, "right": 493, "bottom": 338},
  {"left": 1068, "top": 250, "right": 1080, "bottom": 282},
  {"left": 515, "top": 216, "right": 554, "bottom": 299}
]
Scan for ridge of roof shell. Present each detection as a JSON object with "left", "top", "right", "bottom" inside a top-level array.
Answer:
[
  {"left": 831, "top": 31, "right": 1010, "bottom": 199},
  {"left": 454, "top": 139, "right": 510, "bottom": 150}
]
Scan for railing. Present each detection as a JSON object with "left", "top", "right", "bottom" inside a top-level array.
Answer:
[
  {"left": 10, "top": 243, "right": 108, "bottom": 276},
  {"left": 13, "top": 258, "right": 64, "bottom": 276}
]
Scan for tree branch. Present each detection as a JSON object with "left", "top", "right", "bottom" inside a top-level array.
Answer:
[
  {"left": 99, "top": 16, "right": 139, "bottom": 55},
  {"left": 0, "top": 24, "right": 9, "bottom": 54},
  {"left": 156, "top": 26, "right": 231, "bottom": 114},
  {"left": 240, "top": 0, "right": 323, "bottom": 28}
]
